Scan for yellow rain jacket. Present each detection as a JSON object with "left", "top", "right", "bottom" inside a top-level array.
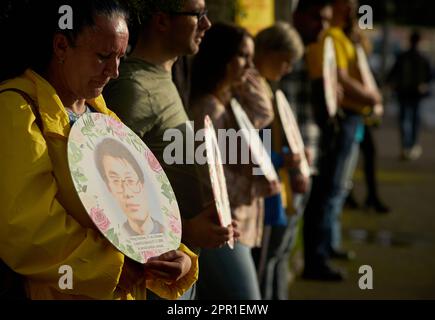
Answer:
[{"left": 0, "top": 69, "right": 198, "bottom": 300}]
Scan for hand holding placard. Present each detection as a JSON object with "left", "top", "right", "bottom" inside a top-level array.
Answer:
[
  {"left": 182, "top": 205, "right": 234, "bottom": 249},
  {"left": 144, "top": 250, "right": 192, "bottom": 283}
]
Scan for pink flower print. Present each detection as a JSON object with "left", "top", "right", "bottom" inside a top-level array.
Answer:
[
  {"left": 146, "top": 150, "right": 163, "bottom": 173},
  {"left": 90, "top": 207, "right": 111, "bottom": 232},
  {"left": 169, "top": 215, "right": 182, "bottom": 235},
  {"left": 142, "top": 250, "right": 159, "bottom": 263},
  {"left": 107, "top": 117, "right": 127, "bottom": 139}
]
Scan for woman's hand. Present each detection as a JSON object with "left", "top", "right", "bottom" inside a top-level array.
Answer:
[
  {"left": 144, "top": 250, "right": 192, "bottom": 283},
  {"left": 230, "top": 219, "right": 240, "bottom": 242}
]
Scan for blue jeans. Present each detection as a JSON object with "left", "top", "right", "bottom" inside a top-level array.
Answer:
[
  {"left": 399, "top": 97, "right": 421, "bottom": 149},
  {"left": 324, "top": 113, "right": 362, "bottom": 251},
  {"left": 197, "top": 242, "right": 261, "bottom": 300}
]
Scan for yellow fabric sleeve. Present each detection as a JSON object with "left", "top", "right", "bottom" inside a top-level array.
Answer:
[{"left": 145, "top": 243, "right": 199, "bottom": 300}]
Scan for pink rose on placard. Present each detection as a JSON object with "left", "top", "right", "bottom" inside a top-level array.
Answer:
[
  {"left": 107, "top": 117, "right": 127, "bottom": 138},
  {"left": 107, "top": 117, "right": 122, "bottom": 129},
  {"left": 169, "top": 215, "right": 181, "bottom": 235},
  {"left": 146, "top": 150, "right": 163, "bottom": 173},
  {"left": 142, "top": 250, "right": 159, "bottom": 263},
  {"left": 90, "top": 207, "right": 111, "bottom": 232}
]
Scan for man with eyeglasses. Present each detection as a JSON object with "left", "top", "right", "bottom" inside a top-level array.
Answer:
[
  {"left": 103, "top": 0, "right": 236, "bottom": 300},
  {"left": 95, "top": 138, "right": 165, "bottom": 238},
  {"left": 170, "top": 9, "right": 208, "bottom": 22}
]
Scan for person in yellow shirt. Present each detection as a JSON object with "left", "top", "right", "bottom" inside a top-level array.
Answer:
[
  {"left": 321, "top": 0, "right": 382, "bottom": 262},
  {"left": 293, "top": 0, "right": 348, "bottom": 281},
  {"left": 0, "top": 0, "right": 197, "bottom": 300}
]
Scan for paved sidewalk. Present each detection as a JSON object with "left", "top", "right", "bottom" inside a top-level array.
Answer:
[{"left": 288, "top": 112, "right": 435, "bottom": 300}]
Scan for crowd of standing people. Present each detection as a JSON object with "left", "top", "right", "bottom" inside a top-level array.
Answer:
[{"left": 0, "top": 0, "right": 430, "bottom": 300}]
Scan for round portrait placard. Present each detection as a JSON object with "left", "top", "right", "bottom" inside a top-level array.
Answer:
[
  {"left": 323, "top": 36, "right": 338, "bottom": 118},
  {"left": 67, "top": 113, "right": 182, "bottom": 263},
  {"left": 204, "top": 116, "right": 234, "bottom": 249},
  {"left": 275, "top": 90, "right": 311, "bottom": 178},
  {"left": 231, "top": 98, "right": 279, "bottom": 182}
]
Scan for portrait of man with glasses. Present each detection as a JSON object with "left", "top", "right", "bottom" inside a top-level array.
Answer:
[{"left": 95, "top": 138, "right": 164, "bottom": 238}]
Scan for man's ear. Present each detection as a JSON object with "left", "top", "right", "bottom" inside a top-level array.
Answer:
[
  {"left": 153, "top": 12, "right": 172, "bottom": 32},
  {"left": 53, "top": 33, "right": 71, "bottom": 63}
]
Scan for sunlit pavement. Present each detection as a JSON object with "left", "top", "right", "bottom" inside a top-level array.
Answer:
[{"left": 287, "top": 101, "right": 435, "bottom": 300}]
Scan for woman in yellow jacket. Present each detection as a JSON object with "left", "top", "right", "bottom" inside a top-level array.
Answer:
[{"left": 0, "top": 0, "right": 197, "bottom": 300}]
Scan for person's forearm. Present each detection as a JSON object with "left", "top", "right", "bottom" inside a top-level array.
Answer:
[{"left": 338, "top": 69, "right": 377, "bottom": 105}]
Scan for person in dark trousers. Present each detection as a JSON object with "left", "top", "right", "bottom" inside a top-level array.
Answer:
[
  {"left": 345, "top": 122, "right": 390, "bottom": 214},
  {"left": 388, "top": 30, "right": 432, "bottom": 161},
  {"left": 292, "top": 0, "right": 349, "bottom": 281}
]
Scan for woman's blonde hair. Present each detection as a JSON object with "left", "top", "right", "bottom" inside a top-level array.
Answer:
[{"left": 255, "top": 22, "right": 304, "bottom": 63}]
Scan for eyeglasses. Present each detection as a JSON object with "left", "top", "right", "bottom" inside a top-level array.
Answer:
[
  {"left": 170, "top": 9, "right": 209, "bottom": 22},
  {"left": 108, "top": 177, "right": 142, "bottom": 194}
]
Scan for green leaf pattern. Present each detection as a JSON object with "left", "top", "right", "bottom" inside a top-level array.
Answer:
[
  {"left": 157, "top": 173, "right": 176, "bottom": 204},
  {"left": 105, "top": 228, "right": 142, "bottom": 262}
]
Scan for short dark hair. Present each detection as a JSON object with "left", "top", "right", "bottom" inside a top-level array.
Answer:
[
  {"left": 126, "top": 0, "right": 186, "bottom": 50},
  {"left": 0, "top": 0, "right": 129, "bottom": 82},
  {"left": 191, "top": 23, "right": 251, "bottom": 101},
  {"left": 95, "top": 138, "right": 144, "bottom": 185},
  {"left": 128, "top": 0, "right": 185, "bottom": 25}
]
